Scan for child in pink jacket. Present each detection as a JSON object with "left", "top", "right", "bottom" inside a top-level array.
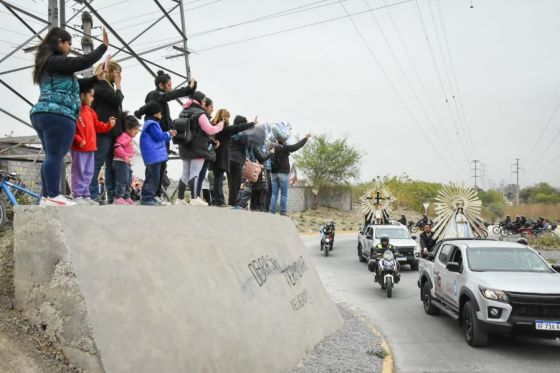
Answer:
[{"left": 113, "top": 113, "right": 140, "bottom": 205}]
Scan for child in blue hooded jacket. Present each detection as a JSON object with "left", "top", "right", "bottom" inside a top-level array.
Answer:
[{"left": 136, "top": 101, "right": 176, "bottom": 205}]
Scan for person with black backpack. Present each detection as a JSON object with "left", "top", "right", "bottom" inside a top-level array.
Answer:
[{"left": 174, "top": 91, "right": 224, "bottom": 206}]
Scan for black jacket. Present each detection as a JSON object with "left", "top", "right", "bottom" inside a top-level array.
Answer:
[
  {"left": 271, "top": 138, "right": 308, "bottom": 174},
  {"left": 214, "top": 122, "right": 255, "bottom": 172},
  {"left": 92, "top": 79, "right": 124, "bottom": 138},
  {"left": 177, "top": 102, "right": 214, "bottom": 160},
  {"left": 419, "top": 232, "right": 437, "bottom": 254},
  {"left": 145, "top": 84, "right": 196, "bottom": 132}
]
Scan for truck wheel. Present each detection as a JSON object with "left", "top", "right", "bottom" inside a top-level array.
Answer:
[
  {"left": 386, "top": 277, "right": 393, "bottom": 298},
  {"left": 410, "top": 261, "right": 419, "bottom": 271},
  {"left": 358, "top": 244, "right": 366, "bottom": 262},
  {"left": 422, "top": 282, "right": 439, "bottom": 315},
  {"left": 463, "top": 301, "right": 488, "bottom": 347}
]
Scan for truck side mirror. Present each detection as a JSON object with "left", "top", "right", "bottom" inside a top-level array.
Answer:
[
  {"left": 552, "top": 264, "right": 560, "bottom": 273},
  {"left": 446, "top": 262, "right": 461, "bottom": 273},
  {"left": 366, "top": 234, "right": 373, "bottom": 240},
  {"left": 411, "top": 235, "right": 417, "bottom": 240}
]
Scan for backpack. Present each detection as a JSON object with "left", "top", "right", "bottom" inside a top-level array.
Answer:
[{"left": 171, "top": 115, "right": 195, "bottom": 145}]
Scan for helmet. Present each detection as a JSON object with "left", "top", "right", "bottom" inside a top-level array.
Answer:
[
  {"left": 517, "top": 238, "right": 528, "bottom": 245},
  {"left": 380, "top": 234, "right": 389, "bottom": 243}
]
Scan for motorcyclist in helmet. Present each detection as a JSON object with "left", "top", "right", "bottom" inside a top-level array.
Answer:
[
  {"left": 370, "top": 234, "right": 399, "bottom": 282},
  {"left": 320, "top": 220, "right": 336, "bottom": 248}
]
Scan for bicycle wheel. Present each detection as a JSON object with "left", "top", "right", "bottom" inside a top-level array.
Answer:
[
  {"left": 492, "top": 226, "right": 502, "bottom": 235},
  {"left": 0, "top": 198, "right": 7, "bottom": 227}
]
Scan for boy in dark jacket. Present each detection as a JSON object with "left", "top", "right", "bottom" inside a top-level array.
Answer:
[
  {"left": 136, "top": 101, "right": 177, "bottom": 206},
  {"left": 269, "top": 133, "right": 311, "bottom": 215}
]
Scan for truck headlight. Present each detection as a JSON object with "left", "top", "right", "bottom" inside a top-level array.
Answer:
[{"left": 479, "top": 287, "right": 509, "bottom": 303}]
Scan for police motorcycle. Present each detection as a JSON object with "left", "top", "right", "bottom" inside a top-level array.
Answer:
[
  {"left": 319, "top": 221, "right": 336, "bottom": 257},
  {"left": 367, "top": 235, "right": 401, "bottom": 298}
]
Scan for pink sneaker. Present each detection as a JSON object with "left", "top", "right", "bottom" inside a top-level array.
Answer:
[
  {"left": 113, "top": 197, "right": 128, "bottom": 205},
  {"left": 124, "top": 198, "right": 136, "bottom": 205}
]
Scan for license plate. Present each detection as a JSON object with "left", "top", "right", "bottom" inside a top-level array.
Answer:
[
  {"left": 535, "top": 320, "right": 560, "bottom": 331},
  {"left": 397, "top": 257, "right": 408, "bottom": 262}
]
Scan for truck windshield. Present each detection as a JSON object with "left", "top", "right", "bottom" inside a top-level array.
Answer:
[
  {"left": 374, "top": 228, "right": 410, "bottom": 239},
  {"left": 467, "top": 247, "right": 553, "bottom": 272}
]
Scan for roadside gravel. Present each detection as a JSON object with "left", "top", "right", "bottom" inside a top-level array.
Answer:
[{"left": 292, "top": 304, "right": 385, "bottom": 373}]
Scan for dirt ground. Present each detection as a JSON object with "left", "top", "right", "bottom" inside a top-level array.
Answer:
[
  {"left": 0, "top": 225, "right": 75, "bottom": 373},
  {"left": 291, "top": 205, "right": 423, "bottom": 233}
]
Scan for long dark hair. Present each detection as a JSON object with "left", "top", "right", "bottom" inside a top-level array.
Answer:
[{"left": 32, "top": 27, "right": 72, "bottom": 84}]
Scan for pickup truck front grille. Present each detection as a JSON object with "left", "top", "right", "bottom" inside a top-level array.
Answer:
[
  {"left": 396, "top": 247, "right": 414, "bottom": 256},
  {"left": 506, "top": 292, "right": 560, "bottom": 318}
]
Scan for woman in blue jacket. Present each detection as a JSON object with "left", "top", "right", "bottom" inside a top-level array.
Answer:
[
  {"left": 136, "top": 101, "right": 176, "bottom": 206},
  {"left": 30, "top": 27, "right": 109, "bottom": 206}
]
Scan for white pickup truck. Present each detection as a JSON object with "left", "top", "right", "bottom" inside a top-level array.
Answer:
[
  {"left": 418, "top": 238, "right": 560, "bottom": 346},
  {"left": 357, "top": 224, "right": 420, "bottom": 270}
]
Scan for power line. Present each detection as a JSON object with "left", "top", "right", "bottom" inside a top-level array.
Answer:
[
  {"left": 434, "top": 0, "right": 478, "bottom": 159},
  {"left": 379, "top": 0, "right": 463, "bottom": 163},
  {"left": 425, "top": 0, "right": 474, "bottom": 161},
  {"left": 523, "top": 95, "right": 560, "bottom": 163},
  {"left": 413, "top": 0, "right": 470, "bottom": 163},
  {"left": 336, "top": 0, "right": 460, "bottom": 179},
  {"left": 362, "top": 0, "right": 464, "bottom": 169}
]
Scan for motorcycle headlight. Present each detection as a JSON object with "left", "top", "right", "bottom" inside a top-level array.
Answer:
[
  {"left": 479, "top": 287, "right": 509, "bottom": 303},
  {"left": 325, "top": 238, "right": 330, "bottom": 242}
]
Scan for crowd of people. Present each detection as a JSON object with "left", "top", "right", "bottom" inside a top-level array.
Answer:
[
  {"left": 499, "top": 215, "right": 557, "bottom": 235},
  {"left": 30, "top": 27, "right": 310, "bottom": 215}
]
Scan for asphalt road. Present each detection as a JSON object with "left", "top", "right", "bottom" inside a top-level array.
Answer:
[{"left": 302, "top": 234, "right": 560, "bottom": 373}]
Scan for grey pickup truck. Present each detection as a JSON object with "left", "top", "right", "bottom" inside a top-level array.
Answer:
[{"left": 418, "top": 238, "right": 560, "bottom": 347}]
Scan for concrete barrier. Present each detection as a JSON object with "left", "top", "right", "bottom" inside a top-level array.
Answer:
[{"left": 13, "top": 206, "right": 343, "bottom": 372}]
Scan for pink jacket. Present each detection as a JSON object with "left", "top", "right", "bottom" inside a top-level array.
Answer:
[
  {"left": 182, "top": 99, "right": 224, "bottom": 135},
  {"left": 113, "top": 131, "right": 135, "bottom": 164}
]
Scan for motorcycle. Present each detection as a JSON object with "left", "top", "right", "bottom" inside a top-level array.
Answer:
[
  {"left": 320, "top": 228, "right": 334, "bottom": 257},
  {"left": 368, "top": 250, "right": 400, "bottom": 298}
]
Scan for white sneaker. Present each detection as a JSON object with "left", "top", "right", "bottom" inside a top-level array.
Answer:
[
  {"left": 44, "top": 195, "right": 77, "bottom": 206},
  {"left": 190, "top": 197, "right": 208, "bottom": 206},
  {"left": 174, "top": 198, "right": 189, "bottom": 206},
  {"left": 154, "top": 196, "right": 170, "bottom": 206},
  {"left": 74, "top": 197, "right": 90, "bottom": 206},
  {"left": 84, "top": 197, "right": 99, "bottom": 206}
]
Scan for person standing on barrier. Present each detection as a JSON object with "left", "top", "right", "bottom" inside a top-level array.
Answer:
[
  {"left": 90, "top": 60, "right": 124, "bottom": 204},
  {"left": 269, "top": 134, "right": 311, "bottom": 215},
  {"left": 212, "top": 111, "right": 257, "bottom": 206},
  {"left": 145, "top": 70, "right": 197, "bottom": 202},
  {"left": 113, "top": 113, "right": 140, "bottom": 205},
  {"left": 228, "top": 115, "right": 259, "bottom": 206},
  {"left": 136, "top": 101, "right": 176, "bottom": 206},
  {"left": 71, "top": 80, "right": 116, "bottom": 205},
  {"left": 175, "top": 92, "right": 224, "bottom": 206},
  {"left": 30, "top": 27, "right": 109, "bottom": 206}
]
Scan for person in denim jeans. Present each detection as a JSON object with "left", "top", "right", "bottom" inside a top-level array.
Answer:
[
  {"left": 136, "top": 101, "right": 176, "bottom": 206},
  {"left": 269, "top": 133, "right": 311, "bottom": 215},
  {"left": 113, "top": 113, "right": 140, "bottom": 205}
]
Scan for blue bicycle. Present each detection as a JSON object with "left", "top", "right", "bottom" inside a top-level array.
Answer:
[{"left": 0, "top": 171, "right": 41, "bottom": 226}]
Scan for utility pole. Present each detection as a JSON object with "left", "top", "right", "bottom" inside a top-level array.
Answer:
[
  {"left": 48, "top": 0, "right": 59, "bottom": 30},
  {"left": 59, "top": 0, "right": 65, "bottom": 29},
  {"left": 471, "top": 159, "right": 480, "bottom": 189},
  {"left": 512, "top": 158, "right": 522, "bottom": 206},
  {"left": 177, "top": 0, "right": 191, "bottom": 81}
]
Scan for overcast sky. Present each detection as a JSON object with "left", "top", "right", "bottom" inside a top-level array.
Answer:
[{"left": 1, "top": 0, "right": 559, "bottom": 188}]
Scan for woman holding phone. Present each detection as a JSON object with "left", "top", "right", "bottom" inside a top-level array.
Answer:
[
  {"left": 30, "top": 27, "right": 109, "bottom": 206},
  {"left": 89, "top": 58, "right": 124, "bottom": 204}
]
